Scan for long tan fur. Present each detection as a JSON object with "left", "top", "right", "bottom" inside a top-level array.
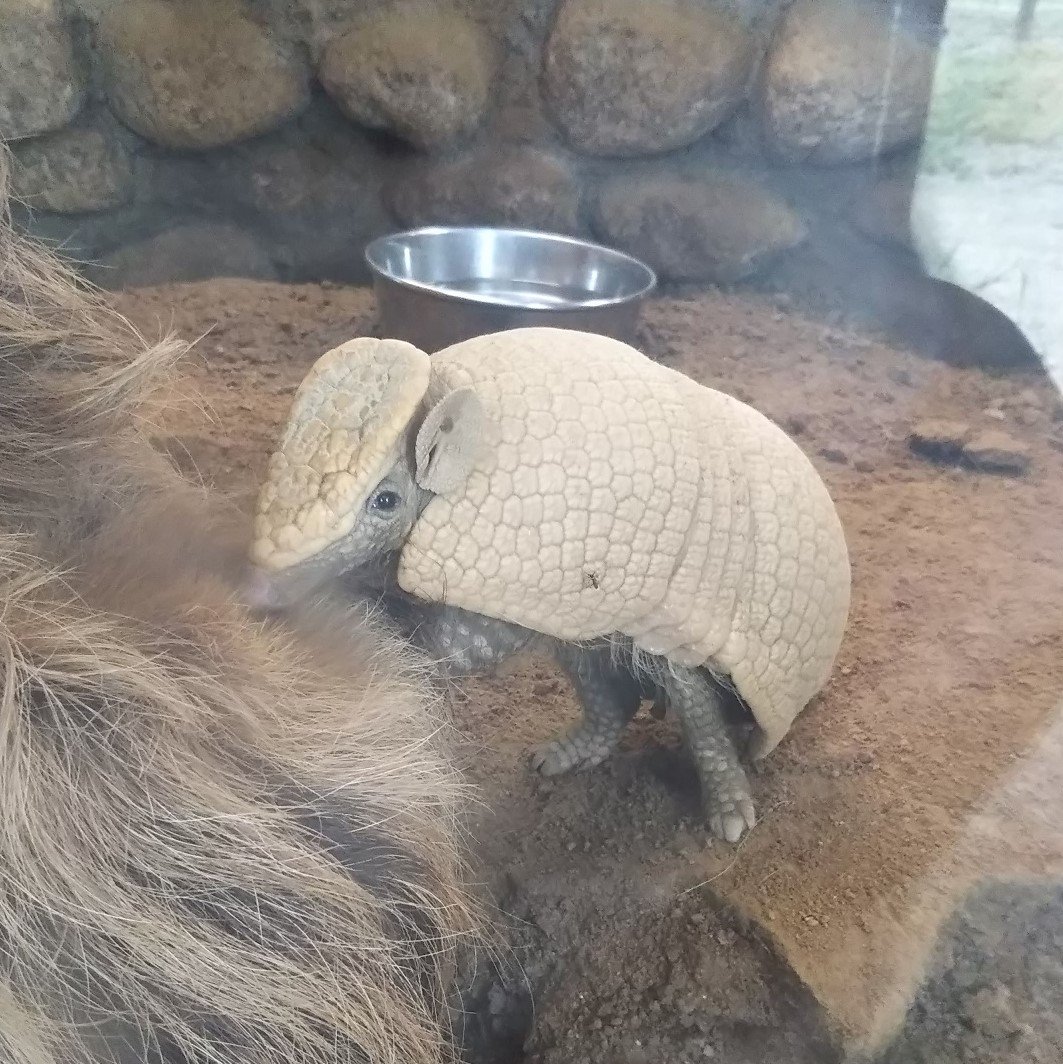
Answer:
[{"left": 0, "top": 146, "right": 481, "bottom": 1064}]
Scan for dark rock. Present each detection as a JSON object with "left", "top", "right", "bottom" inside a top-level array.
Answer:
[
  {"left": 11, "top": 126, "right": 133, "bottom": 214},
  {"left": 318, "top": 5, "right": 495, "bottom": 150},
  {"left": 768, "top": 231, "right": 1045, "bottom": 375},
  {"left": 388, "top": 146, "right": 580, "bottom": 232},
  {"left": 962, "top": 430, "right": 1031, "bottom": 476},
  {"left": 594, "top": 172, "right": 806, "bottom": 283},
  {"left": 908, "top": 421, "right": 1031, "bottom": 475},
  {"left": 8, "top": 196, "right": 168, "bottom": 268},
  {"left": 0, "top": 0, "right": 85, "bottom": 141},
  {"left": 820, "top": 446, "right": 850, "bottom": 465},
  {"left": 98, "top": 0, "right": 310, "bottom": 150},
  {"left": 542, "top": 0, "right": 755, "bottom": 157},
  {"left": 927, "top": 280, "right": 1045, "bottom": 375},
  {"left": 167, "top": 108, "right": 395, "bottom": 284},
  {"left": 87, "top": 222, "right": 277, "bottom": 289},
  {"left": 907, "top": 420, "right": 971, "bottom": 463},
  {"left": 133, "top": 101, "right": 393, "bottom": 283},
  {"left": 759, "top": 0, "right": 936, "bottom": 164}
]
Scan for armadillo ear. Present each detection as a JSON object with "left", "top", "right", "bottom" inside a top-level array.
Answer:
[{"left": 414, "top": 387, "right": 486, "bottom": 495}]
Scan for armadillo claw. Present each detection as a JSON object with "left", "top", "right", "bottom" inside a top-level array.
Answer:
[
  {"left": 708, "top": 798, "right": 757, "bottom": 844},
  {"left": 530, "top": 736, "right": 612, "bottom": 777}
]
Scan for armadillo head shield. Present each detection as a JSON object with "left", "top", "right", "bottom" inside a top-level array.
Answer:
[{"left": 250, "top": 337, "right": 432, "bottom": 572}]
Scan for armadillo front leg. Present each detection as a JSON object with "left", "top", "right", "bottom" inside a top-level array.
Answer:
[
  {"left": 661, "top": 667, "right": 757, "bottom": 844},
  {"left": 531, "top": 641, "right": 641, "bottom": 777},
  {"left": 378, "top": 593, "right": 537, "bottom": 676}
]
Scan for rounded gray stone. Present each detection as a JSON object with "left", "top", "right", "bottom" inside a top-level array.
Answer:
[
  {"left": 12, "top": 127, "right": 133, "bottom": 214},
  {"left": 210, "top": 118, "right": 393, "bottom": 283},
  {"left": 89, "top": 223, "right": 277, "bottom": 289},
  {"left": 0, "top": 0, "right": 86, "bottom": 141},
  {"left": 388, "top": 147, "right": 581, "bottom": 232},
  {"left": 759, "top": 0, "right": 937, "bottom": 164},
  {"left": 542, "top": 0, "right": 755, "bottom": 157},
  {"left": 318, "top": 5, "right": 495, "bottom": 150},
  {"left": 593, "top": 172, "right": 807, "bottom": 283},
  {"left": 97, "top": 0, "right": 310, "bottom": 150}
]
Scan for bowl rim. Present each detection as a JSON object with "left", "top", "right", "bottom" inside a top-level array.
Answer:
[{"left": 363, "top": 225, "right": 658, "bottom": 311}]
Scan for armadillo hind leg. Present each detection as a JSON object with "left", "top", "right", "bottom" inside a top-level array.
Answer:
[
  {"left": 662, "top": 666, "right": 757, "bottom": 844},
  {"left": 532, "top": 641, "right": 642, "bottom": 777}
]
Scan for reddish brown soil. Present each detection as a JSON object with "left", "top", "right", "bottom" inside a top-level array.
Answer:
[{"left": 113, "top": 280, "right": 1063, "bottom": 1060}]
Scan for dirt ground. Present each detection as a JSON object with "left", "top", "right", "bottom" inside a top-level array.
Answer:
[{"left": 110, "top": 279, "right": 1063, "bottom": 1063}]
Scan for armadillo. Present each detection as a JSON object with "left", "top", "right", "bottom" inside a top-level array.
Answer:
[{"left": 246, "top": 327, "right": 852, "bottom": 842}]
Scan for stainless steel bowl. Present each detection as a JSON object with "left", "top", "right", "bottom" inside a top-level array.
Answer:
[{"left": 364, "top": 226, "right": 657, "bottom": 352}]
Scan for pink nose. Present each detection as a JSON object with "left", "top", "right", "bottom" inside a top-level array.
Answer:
[{"left": 240, "top": 566, "right": 287, "bottom": 610}]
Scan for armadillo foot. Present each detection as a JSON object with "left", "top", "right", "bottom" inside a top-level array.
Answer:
[
  {"left": 531, "top": 731, "right": 617, "bottom": 776},
  {"left": 535, "top": 640, "right": 643, "bottom": 777},
  {"left": 708, "top": 795, "right": 758, "bottom": 845},
  {"left": 661, "top": 664, "right": 757, "bottom": 844}
]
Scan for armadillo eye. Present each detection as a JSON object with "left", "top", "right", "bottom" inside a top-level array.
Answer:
[{"left": 370, "top": 489, "right": 401, "bottom": 514}]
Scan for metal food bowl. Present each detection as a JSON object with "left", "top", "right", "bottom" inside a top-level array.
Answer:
[{"left": 364, "top": 225, "right": 657, "bottom": 352}]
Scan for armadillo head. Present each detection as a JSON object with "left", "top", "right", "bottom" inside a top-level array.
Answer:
[{"left": 244, "top": 336, "right": 487, "bottom": 609}]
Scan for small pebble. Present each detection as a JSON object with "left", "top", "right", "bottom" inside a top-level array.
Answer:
[
  {"left": 962, "top": 430, "right": 1031, "bottom": 476},
  {"left": 853, "top": 458, "right": 874, "bottom": 473},
  {"left": 820, "top": 446, "right": 849, "bottom": 465},
  {"left": 908, "top": 419, "right": 971, "bottom": 462}
]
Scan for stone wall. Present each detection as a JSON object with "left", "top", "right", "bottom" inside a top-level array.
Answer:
[{"left": 1, "top": 0, "right": 945, "bottom": 295}]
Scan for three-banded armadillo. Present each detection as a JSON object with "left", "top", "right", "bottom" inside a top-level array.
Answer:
[{"left": 246, "top": 327, "right": 852, "bottom": 842}]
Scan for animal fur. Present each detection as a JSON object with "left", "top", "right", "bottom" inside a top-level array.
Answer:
[{"left": 0, "top": 147, "right": 481, "bottom": 1064}]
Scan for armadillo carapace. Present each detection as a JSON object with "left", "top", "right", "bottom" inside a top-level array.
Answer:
[{"left": 248, "top": 327, "right": 852, "bottom": 842}]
